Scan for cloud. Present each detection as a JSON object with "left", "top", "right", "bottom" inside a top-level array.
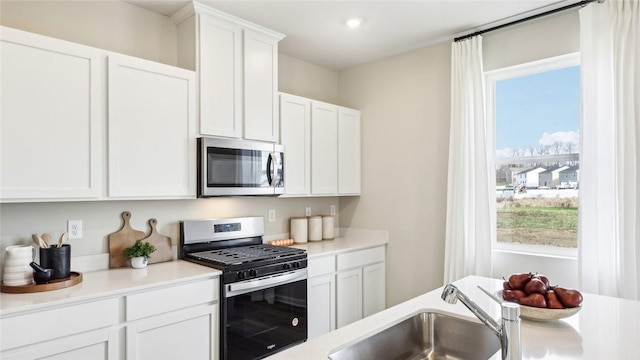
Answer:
[{"left": 538, "top": 131, "right": 579, "bottom": 146}]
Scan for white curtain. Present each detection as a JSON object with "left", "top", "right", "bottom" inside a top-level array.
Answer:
[
  {"left": 579, "top": 0, "right": 640, "bottom": 300},
  {"left": 443, "top": 36, "right": 494, "bottom": 284}
]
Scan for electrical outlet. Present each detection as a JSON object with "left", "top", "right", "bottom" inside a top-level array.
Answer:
[
  {"left": 68, "top": 220, "right": 82, "bottom": 239},
  {"left": 330, "top": 205, "right": 336, "bottom": 216},
  {"left": 268, "top": 209, "right": 276, "bottom": 222},
  {"left": 305, "top": 206, "right": 312, "bottom": 216}
]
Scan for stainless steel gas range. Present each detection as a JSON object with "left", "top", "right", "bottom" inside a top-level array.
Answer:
[{"left": 179, "top": 217, "right": 308, "bottom": 360}]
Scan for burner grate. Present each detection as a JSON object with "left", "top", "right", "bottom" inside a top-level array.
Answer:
[{"left": 192, "top": 244, "right": 301, "bottom": 265}]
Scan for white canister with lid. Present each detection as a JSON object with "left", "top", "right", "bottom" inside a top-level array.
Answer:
[
  {"left": 308, "top": 216, "right": 322, "bottom": 242},
  {"left": 290, "top": 217, "right": 308, "bottom": 244},
  {"left": 322, "top": 215, "right": 335, "bottom": 240}
]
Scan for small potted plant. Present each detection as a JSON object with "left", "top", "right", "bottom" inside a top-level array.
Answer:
[{"left": 123, "top": 240, "right": 156, "bottom": 269}]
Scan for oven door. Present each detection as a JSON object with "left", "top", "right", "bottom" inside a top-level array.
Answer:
[
  {"left": 198, "top": 137, "right": 284, "bottom": 197},
  {"left": 222, "top": 269, "right": 307, "bottom": 360}
]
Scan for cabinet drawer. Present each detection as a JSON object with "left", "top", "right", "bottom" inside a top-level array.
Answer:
[
  {"left": 308, "top": 255, "right": 336, "bottom": 277},
  {"left": 337, "top": 246, "right": 385, "bottom": 271},
  {"left": 126, "top": 278, "right": 218, "bottom": 321},
  {"left": 0, "top": 298, "right": 119, "bottom": 351}
]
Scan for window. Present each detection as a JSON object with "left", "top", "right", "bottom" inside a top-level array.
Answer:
[{"left": 485, "top": 53, "right": 580, "bottom": 256}]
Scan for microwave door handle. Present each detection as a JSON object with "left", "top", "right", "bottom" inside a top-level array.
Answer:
[{"left": 266, "top": 152, "right": 276, "bottom": 186}]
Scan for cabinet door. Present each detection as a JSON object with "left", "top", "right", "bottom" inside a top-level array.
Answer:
[
  {"left": 338, "top": 107, "right": 362, "bottom": 195},
  {"left": 308, "top": 274, "right": 336, "bottom": 339},
  {"left": 244, "top": 29, "right": 279, "bottom": 142},
  {"left": 280, "top": 93, "right": 311, "bottom": 195},
  {"left": 198, "top": 15, "right": 242, "bottom": 138},
  {"left": 311, "top": 102, "right": 338, "bottom": 195},
  {"left": 363, "top": 262, "right": 386, "bottom": 317},
  {"left": 0, "top": 27, "right": 102, "bottom": 201},
  {"left": 336, "top": 267, "right": 363, "bottom": 328},
  {"left": 127, "top": 305, "right": 217, "bottom": 360},
  {"left": 107, "top": 54, "right": 196, "bottom": 198},
  {"left": 1, "top": 328, "right": 118, "bottom": 360}
]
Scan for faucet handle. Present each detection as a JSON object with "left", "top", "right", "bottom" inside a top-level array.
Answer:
[{"left": 477, "top": 285, "right": 503, "bottom": 304}]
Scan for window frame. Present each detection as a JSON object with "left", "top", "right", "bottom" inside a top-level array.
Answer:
[{"left": 485, "top": 52, "right": 580, "bottom": 258}]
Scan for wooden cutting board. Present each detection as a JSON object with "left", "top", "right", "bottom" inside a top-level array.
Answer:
[
  {"left": 142, "top": 219, "right": 173, "bottom": 264},
  {"left": 108, "top": 211, "right": 146, "bottom": 268}
]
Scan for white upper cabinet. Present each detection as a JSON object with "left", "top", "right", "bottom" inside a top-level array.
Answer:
[
  {"left": 280, "top": 93, "right": 361, "bottom": 197},
  {"left": 197, "top": 15, "right": 242, "bottom": 138},
  {"left": 280, "top": 94, "right": 311, "bottom": 195},
  {"left": 338, "top": 107, "right": 362, "bottom": 195},
  {"left": 107, "top": 54, "right": 196, "bottom": 199},
  {"left": 0, "top": 26, "right": 102, "bottom": 202},
  {"left": 174, "top": 3, "right": 284, "bottom": 142},
  {"left": 311, "top": 101, "right": 339, "bottom": 195},
  {"left": 1, "top": 26, "right": 197, "bottom": 202},
  {"left": 244, "top": 29, "right": 280, "bottom": 142}
]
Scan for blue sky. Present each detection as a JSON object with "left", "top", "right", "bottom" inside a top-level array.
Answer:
[{"left": 495, "top": 65, "right": 580, "bottom": 154}]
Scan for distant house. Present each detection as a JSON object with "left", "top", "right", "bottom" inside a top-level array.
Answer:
[
  {"left": 515, "top": 167, "right": 547, "bottom": 188},
  {"left": 507, "top": 167, "right": 526, "bottom": 186},
  {"left": 538, "top": 166, "right": 569, "bottom": 188},
  {"left": 559, "top": 165, "right": 580, "bottom": 188}
]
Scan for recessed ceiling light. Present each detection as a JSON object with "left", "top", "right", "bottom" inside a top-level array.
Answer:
[{"left": 346, "top": 17, "right": 362, "bottom": 29}]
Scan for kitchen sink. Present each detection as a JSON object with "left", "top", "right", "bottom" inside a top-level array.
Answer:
[{"left": 328, "top": 311, "right": 501, "bottom": 360}]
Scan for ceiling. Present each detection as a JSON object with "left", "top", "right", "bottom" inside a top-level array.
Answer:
[{"left": 124, "top": 0, "right": 578, "bottom": 70}]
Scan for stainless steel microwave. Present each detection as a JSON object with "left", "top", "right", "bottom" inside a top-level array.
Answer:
[{"left": 198, "top": 137, "right": 284, "bottom": 197}]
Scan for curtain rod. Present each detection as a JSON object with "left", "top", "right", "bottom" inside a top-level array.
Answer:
[{"left": 454, "top": 0, "right": 601, "bottom": 42}]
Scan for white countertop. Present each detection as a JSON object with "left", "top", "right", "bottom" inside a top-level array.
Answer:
[
  {"left": 267, "top": 275, "right": 640, "bottom": 360},
  {"left": 0, "top": 260, "right": 221, "bottom": 316},
  {"left": 290, "top": 228, "right": 388, "bottom": 258}
]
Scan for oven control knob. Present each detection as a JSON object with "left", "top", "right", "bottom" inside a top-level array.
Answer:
[
  {"left": 292, "top": 262, "right": 300, "bottom": 269},
  {"left": 248, "top": 269, "right": 257, "bottom": 277},
  {"left": 237, "top": 271, "right": 246, "bottom": 280},
  {"left": 282, "top": 263, "right": 291, "bottom": 270}
]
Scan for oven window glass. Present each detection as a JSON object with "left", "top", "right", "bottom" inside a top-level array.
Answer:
[
  {"left": 225, "top": 279, "right": 307, "bottom": 360},
  {"left": 207, "top": 147, "right": 269, "bottom": 187}
]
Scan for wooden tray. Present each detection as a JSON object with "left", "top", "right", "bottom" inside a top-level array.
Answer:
[{"left": 1, "top": 272, "right": 82, "bottom": 294}]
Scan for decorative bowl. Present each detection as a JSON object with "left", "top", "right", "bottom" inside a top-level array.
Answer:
[{"left": 496, "top": 290, "right": 581, "bottom": 321}]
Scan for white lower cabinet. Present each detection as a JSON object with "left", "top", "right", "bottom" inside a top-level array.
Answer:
[
  {"left": 362, "top": 262, "right": 386, "bottom": 318},
  {"left": 126, "top": 305, "right": 217, "bottom": 360},
  {"left": 0, "top": 298, "right": 119, "bottom": 360},
  {"left": 336, "top": 267, "right": 363, "bottom": 328},
  {"left": 0, "top": 277, "right": 219, "bottom": 360},
  {"left": 307, "top": 246, "right": 386, "bottom": 339},
  {"left": 307, "top": 255, "right": 336, "bottom": 339},
  {"left": 125, "top": 278, "right": 218, "bottom": 360}
]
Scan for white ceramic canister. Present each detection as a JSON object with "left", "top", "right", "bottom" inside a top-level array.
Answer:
[
  {"left": 3, "top": 245, "right": 35, "bottom": 286},
  {"left": 308, "top": 216, "right": 322, "bottom": 242},
  {"left": 322, "top": 215, "right": 335, "bottom": 240},
  {"left": 290, "top": 217, "right": 308, "bottom": 244}
]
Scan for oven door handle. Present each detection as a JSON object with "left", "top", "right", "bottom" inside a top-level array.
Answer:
[{"left": 226, "top": 269, "right": 307, "bottom": 298}]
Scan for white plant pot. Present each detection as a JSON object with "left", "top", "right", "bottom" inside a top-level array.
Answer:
[{"left": 131, "top": 256, "right": 148, "bottom": 269}]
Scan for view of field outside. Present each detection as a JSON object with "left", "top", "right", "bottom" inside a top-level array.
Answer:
[{"left": 494, "top": 64, "right": 580, "bottom": 249}]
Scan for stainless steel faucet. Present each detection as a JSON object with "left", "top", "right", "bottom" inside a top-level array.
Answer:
[{"left": 441, "top": 283, "right": 521, "bottom": 360}]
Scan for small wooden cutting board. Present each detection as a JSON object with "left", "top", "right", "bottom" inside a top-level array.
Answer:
[
  {"left": 142, "top": 219, "right": 173, "bottom": 264},
  {"left": 108, "top": 211, "right": 145, "bottom": 268}
]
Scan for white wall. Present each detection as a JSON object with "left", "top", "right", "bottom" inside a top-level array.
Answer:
[
  {"left": 338, "top": 42, "right": 452, "bottom": 307},
  {"left": 279, "top": 54, "right": 339, "bottom": 104},
  {"left": 0, "top": 1, "right": 340, "bottom": 259},
  {"left": 0, "top": 0, "right": 178, "bottom": 66}
]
